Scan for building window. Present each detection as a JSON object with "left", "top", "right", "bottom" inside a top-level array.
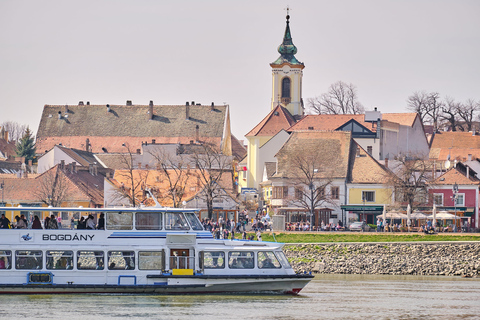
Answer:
[
  {"left": 433, "top": 193, "right": 443, "bottom": 206},
  {"left": 273, "top": 186, "right": 289, "bottom": 199},
  {"left": 281, "top": 77, "right": 291, "bottom": 98},
  {"left": 362, "top": 191, "right": 375, "bottom": 202},
  {"left": 331, "top": 186, "right": 340, "bottom": 200},
  {"left": 367, "top": 146, "right": 373, "bottom": 155},
  {"left": 455, "top": 194, "right": 465, "bottom": 206},
  {"left": 295, "top": 187, "right": 303, "bottom": 200}
]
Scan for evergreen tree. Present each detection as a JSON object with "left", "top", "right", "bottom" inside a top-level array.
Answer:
[{"left": 16, "top": 127, "right": 36, "bottom": 162}]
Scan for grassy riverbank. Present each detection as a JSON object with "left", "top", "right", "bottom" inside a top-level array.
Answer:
[{"left": 245, "top": 232, "right": 480, "bottom": 243}]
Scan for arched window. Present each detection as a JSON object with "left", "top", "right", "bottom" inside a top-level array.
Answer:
[{"left": 281, "top": 77, "right": 291, "bottom": 98}]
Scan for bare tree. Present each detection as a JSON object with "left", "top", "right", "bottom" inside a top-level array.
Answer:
[
  {"left": 307, "top": 81, "right": 364, "bottom": 115},
  {"left": 149, "top": 147, "right": 193, "bottom": 208},
  {"left": 112, "top": 143, "right": 149, "bottom": 207},
  {"left": 406, "top": 91, "right": 430, "bottom": 122},
  {"left": 190, "top": 142, "right": 234, "bottom": 219},
  {"left": 457, "top": 99, "right": 479, "bottom": 132},
  {"left": 441, "top": 97, "right": 462, "bottom": 132},
  {"left": 0, "top": 121, "right": 28, "bottom": 142},
  {"left": 407, "top": 91, "right": 443, "bottom": 131},
  {"left": 383, "top": 154, "right": 433, "bottom": 210},
  {"left": 286, "top": 143, "right": 339, "bottom": 217},
  {"left": 34, "top": 166, "right": 73, "bottom": 207}
]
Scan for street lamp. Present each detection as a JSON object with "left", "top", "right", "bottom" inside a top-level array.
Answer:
[
  {"left": 362, "top": 193, "right": 366, "bottom": 223},
  {"left": 0, "top": 181, "right": 4, "bottom": 206},
  {"left": 452, "top": 182, "right": 459, "bottom": 232}
]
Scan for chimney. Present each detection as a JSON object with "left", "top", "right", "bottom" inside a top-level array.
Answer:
[
  {"left": 195, "top": 125, "right": 199, "bottom": 143},
  {"left": 468, "top": 154, "right": 472, "bottom": 161},
  {"left": 106, "top": 104, "right": 111, "bottom": 112},
  {"left": 148, "top": 101, "right": 154, "bottom": 120},
  {"left": 78, "top": 101, "right": 84, "bottom": 106},
  {"left": 106, "top": 172, "right": 111, "bottom": 178},
  {"left": 384, "top": 158, "right": 388, "bottom": 168},
  {"left": 86, "top": 101, "right": 90, "bottom": 105},
  {"left": 138, "top": 162, "right": 142, "bottom": 169},
  {"left": 186, "top": 102, "right": 190, "bottom": 120},
  {"left": 94, "top": 164, "right": 98, "bottom": 176},
  {"left": 64, "top": 105, "right": 69, "bottom": 113},
  {"left": 152, "top": 139, "right": 156, "bottom": 144},
  {"left": 58, "top": 111, "right": 62, "bottom": 119},
  {"left": 211, "top": 102, "right": 214, "bottom": 110},
  {"left": 191, "top": 101, "right": 195, "bottom": 106},
  {"left": 467, "top": 166, "right": 470, "bottom": 179},
  {"left": 72, "top": 162, "right": 76, "bottom": 173},
  {"left": 4, "top": 131, "right": 8, "bottom": 142},
  {"left": 86, "top": 138, "right": 90, "bottom": 152},
  {"left": 60, "top": 160, "right": 65, "bottom": 169},
  {"left": 126, "top": 100, "right": 132, "bottom": 106},
  {"left": 136, "top": 149, "right": 141, "bottom": 155}
]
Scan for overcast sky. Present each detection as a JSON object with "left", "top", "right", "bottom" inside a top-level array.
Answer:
[{"left": 1, "top": 0, "right": 479, "bottom": 140}]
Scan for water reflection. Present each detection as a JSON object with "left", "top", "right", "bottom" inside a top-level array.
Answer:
[{"left": 2, "top": 275, "right": 480, "bottom": 320}]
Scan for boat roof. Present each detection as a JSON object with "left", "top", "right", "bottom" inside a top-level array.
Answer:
[{"left": 0, "top": 206, "right": 198, "bottom": 213}]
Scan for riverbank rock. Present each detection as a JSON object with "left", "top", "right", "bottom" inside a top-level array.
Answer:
[{"left": 285, "top": 243, "right": 480, "bottom": 277}]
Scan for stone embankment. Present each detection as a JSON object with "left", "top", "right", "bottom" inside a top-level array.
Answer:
[{"left": 285, "top": 243, "right": 480, "bottom": 277}]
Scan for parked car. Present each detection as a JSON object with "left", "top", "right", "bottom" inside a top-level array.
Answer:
[{"left": 349, "top": 221, "right": 370, "bottom": 232}]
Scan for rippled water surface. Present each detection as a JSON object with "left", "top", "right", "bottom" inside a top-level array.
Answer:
[{"left": 1, "top": 275, "right": 479, "bottom": 320}]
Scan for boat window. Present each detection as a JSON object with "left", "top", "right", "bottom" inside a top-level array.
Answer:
[
  {"left": 136, "top": 212, "right": 162, "bottom": 230},
  {"left": 165, "top": 212, "right": 190, "bottom": 230},
  {"left": 77, "top": 251, "right": 104, "bottom": 270},
  {"left": 258, "top": 251, "right": 281, "bottom": 269},
  {"left": 274, "top": 251, "right": 292, "bottom": 269},
  {"left": 184, "top": 212, "right": 203, "bottom": 230},
  {"left": 202, "top": 251, "right": 225, "bottom": 269},
  {"left": 0, "top": 250, "right": 12, "bottom": 270},
  {"left": 139, "top": 251, "right": 164, "bottom": 270},
  {"left": 108, "top": 251, "right": 135, "bottom": 270},
  {"left": 15, "top": 250, "right": 43, "bottom": 270},
  {"left": 228, "top": 251, "right": 254, "bottom": 269},
  {"left": 106, "top": 212, "right": 133, "bottom": 230},
  {"left": 46, "top": 251, "right": 73, "bottom": 270}
]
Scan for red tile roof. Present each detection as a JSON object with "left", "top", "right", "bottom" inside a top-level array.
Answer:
[
  {"left": 429, "top": 131, "right": 480, "bottom": 160},
  {"left": 246, "top": 105, "right": 297, "bottom": 137}
]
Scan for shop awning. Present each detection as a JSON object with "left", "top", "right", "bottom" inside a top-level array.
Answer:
[{"left": 341, "top": 205, "right": 384, "bottom": 212}]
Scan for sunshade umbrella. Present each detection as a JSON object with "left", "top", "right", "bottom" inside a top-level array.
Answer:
[
  {"left": 410, "top": 210, "right": 428, "bottom": 219},
  {"left": 429, "top": 211, "right": 460, "bottom": 220},
  {"left": 406, "top": 204, "right": 412, "bottom": 230},
  {"left": 382, "top": 211, "right": 408, "bottom": 219}
]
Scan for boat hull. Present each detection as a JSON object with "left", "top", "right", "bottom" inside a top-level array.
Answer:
[{"left": 0, "top": 274, "right": 313, "bottom": 295}]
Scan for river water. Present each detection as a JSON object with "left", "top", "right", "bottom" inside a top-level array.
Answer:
[{"left": 1, "top": 275, "right": 479, "bottom": 320}]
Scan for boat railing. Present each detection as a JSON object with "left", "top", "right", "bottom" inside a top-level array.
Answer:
[{"left": 169, "top": 256, "right": 194, "bottom": 270}]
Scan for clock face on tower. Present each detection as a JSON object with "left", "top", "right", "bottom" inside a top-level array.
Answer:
[{"left": 282, "top": 65, "right": 290, "bottom": 74}]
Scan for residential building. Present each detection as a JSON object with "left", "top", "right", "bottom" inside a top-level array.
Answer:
[
  {"left": 342, "top": 144, "right": 394, "bottom": 225},
  {"left": 36, "top": 101, "right": 235, "bottom": 157},
  {"left": 428, "top": 162, "right": 479, "bottom": 229},
  {"left": 289, "top": 110, "right": 430, "bottom": 161}
]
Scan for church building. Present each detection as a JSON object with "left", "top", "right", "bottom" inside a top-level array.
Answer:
[{"left": 245, "top": 13, "right": 304, "bottom": 190}]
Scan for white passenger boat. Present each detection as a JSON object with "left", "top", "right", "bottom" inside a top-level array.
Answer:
[{"left": 0, "top": 206, "right": 313, "bottom": 294}]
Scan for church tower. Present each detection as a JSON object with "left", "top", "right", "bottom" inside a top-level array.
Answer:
[{"left": 270, "top": 12, "right": 305, "bottom": 117}]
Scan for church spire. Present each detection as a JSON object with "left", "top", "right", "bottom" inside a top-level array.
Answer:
[
  {"left": 271, "top": 12, "right": 304, "bottom": 67},
  {"left": 270, "top": 10, "right": 304, "bottom": 116}
]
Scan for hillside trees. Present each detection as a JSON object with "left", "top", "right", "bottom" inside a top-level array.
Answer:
[
  {"left": 307, "top": 81, "right": 364, "bottom": 115},
  {"left": 407, "top": 91, "right": 480, "bottom": 132}
]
